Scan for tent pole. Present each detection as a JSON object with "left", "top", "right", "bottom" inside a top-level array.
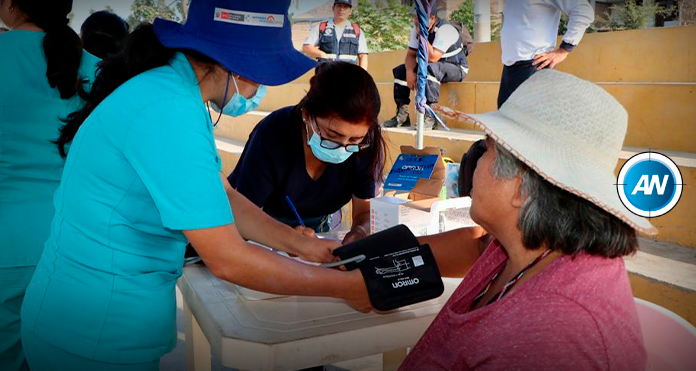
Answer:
[{"left": 416, "top": 112, "right": 425, "bottom": 150}]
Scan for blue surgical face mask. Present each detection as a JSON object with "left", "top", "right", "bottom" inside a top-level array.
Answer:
[
  {"left": 211, "top": 73, "right": 266, "bottom": 117},
  {"left": 305, "top": 119, "right": 354, "bottom": 164}
]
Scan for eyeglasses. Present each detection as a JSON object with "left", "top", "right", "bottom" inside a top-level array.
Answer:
[{"left": 306, "top": 116, "right": 370, "bottom": 153}]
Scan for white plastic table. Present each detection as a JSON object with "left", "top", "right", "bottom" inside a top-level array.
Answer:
[{"left": 178, "top": 264, "right": 462, "bottom": 371}]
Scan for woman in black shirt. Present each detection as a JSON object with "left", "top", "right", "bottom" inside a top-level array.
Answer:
[{"left": 229, "top": 62, "right": 386, "bottom": 244}]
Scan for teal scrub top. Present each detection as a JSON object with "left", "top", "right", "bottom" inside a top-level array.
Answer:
[
  {"left": 21, "top": 52, "right": 235, "bottom": 363},
  {"left": 0, "top": 30, "right": 99, "bottom": 268}
]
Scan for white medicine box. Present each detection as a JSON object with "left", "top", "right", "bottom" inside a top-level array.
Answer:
[{"left": 370, "top": 195, "right": 476, "bottom": 237}]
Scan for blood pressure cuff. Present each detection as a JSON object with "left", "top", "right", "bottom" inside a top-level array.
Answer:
[{"left": 333, "top": 225, "right": 444, "bottom": 311}]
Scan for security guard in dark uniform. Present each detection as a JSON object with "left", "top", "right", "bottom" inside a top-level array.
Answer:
[
  {"left": 302, "top": 0, "right": 369, "bottom": 70},
  {"left": 384, "top": 9, "right": 469, "bottom": 130}
]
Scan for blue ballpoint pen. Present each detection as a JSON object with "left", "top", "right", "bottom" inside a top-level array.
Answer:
[
  {"left": 284, "top": 196, "right": 366, "bottom": 268},
  {"left": 285, "top": 195, "right": 305, "bottom": 227}
]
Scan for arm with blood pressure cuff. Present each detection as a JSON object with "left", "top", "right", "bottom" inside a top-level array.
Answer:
[
  {"left": 332, "top": 225, "right": 444, "bottom": 311},
  {"left": 335, "top": 141, "right": 487, "bottom": 311}
]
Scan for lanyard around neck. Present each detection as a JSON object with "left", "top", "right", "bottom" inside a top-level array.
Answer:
[{"left": 473, "top": 248, "right": 553, "bottom": 308}]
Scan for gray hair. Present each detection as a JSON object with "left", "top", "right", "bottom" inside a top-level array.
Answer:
[{"left": 490, "top": 141, "right": 637, "bottom": 258}]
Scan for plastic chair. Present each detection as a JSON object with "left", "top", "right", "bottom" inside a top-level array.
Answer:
[{"left": 634, "top": 298, "right": 696, "bottom": 371}]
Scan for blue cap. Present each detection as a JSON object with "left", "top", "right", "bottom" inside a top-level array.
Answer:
[
  {"left": 334, "top": 0, "right": 353, "bottom": 7},
  {"left": 153, "top": 0, "right": 316, "bottom": 86}
]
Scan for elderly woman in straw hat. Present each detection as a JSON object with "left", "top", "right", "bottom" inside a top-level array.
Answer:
[{"left": 400, "top": 69, "right": 657, "bottom": 371}]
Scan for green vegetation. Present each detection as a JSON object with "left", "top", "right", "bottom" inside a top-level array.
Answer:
[
  {"left": 352, "top": 0, "right": 413, "bottom": 52},
  {"left": 127, "top": 0, "right": 186, "bottom": 29},
  {"left": 594, "top": 0, "right": 675, "bottom": 31},
  {"left": 449, "top": 0, "right": 474, "bottom": 35},
  {"left": 450, "top": 0, "right": 501, "bottom": 41}
]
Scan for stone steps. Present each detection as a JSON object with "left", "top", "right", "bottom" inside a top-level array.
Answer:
[
  {"left": 289, "top": 26, "right": 696, "bottom": 84},
  {"left": 364, "top": 26, "right": 696, "bottom": 84},
  {"left": 214, "top": 136, "right": 245, "bottom": 176},
  {"left": 213, "top": 110, "right": 267, "bottom": 143},
  {"left": 629, "top": 238, "right": 696, "bottom": 327},
  {"left": 256, "top": 81, "right": 696, "bottom": 153}
]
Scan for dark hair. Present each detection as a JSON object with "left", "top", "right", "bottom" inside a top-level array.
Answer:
[
  {"left": 14, "top": 0, "right": 87, "bottom": 100},
  {"left": 57, "top": 23, "right": 218, "bottom": 158},
  {"left": 298, "top": 62, "right": 387, "bottom": 182},
  {"left": 491, "top": 141, "right": 638, "bottom": 258},
  {"left": 80, "top": 10, "right": 130, "bottom": 59}
]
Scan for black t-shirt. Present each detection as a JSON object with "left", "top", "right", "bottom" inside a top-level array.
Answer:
[{"left": 228, "top": 106, "right": 377, "bottom": 220}]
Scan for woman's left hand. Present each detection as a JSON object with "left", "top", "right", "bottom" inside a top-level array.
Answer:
[
  {"left": 344, "top": 198, "right": 371, "bottom": 245},
  {"left": 342, "top": 227, "right": 368, "bottom": 245}
]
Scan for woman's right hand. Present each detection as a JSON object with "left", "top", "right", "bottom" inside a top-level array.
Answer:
[
  {"left": 342, "top": 270, "right": 372, "bottom": 313},
  {"left": 295, "top": 225, "right": 316, "bottom": 238},
  {"left": 406, "top": 70, "right": 417, "bottom": 90},
  {"left": 289, "top": 228, "right": 339, "bottom": 263}
]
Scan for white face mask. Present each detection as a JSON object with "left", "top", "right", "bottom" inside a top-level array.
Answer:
[{"left": 304, "top": 118, "right": 354, "bottom": 164}]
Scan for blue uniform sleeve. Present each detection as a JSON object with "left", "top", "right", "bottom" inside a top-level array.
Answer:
[
  {"left": 228, "top": 125, "right": 277, "bottom": 208},
  {"left": 123, "top": 98, "right": 234, "bottom": 230}
]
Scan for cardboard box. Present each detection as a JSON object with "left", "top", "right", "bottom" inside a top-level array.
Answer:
[
  {"left": 384, "top": 146, "right": 447, "bottom": 201},
  {"left": 370, "top": 195, "right": 476, "bottom": 236},
  {"left": 373, "top": 145, "right": 476, "bottom": 236}
]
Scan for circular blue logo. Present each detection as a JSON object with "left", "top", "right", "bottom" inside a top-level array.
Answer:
[{"left": 617, "top": 152, "right": 683, "bottom": 218}]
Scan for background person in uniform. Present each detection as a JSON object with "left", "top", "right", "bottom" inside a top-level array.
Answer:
[
  {"left": 19, "top": 1, "right": 370, "bottom": 370},
  {"left": 0, "top": 0, "right": 99, "bottom": 370},
  {"left": 497, "top": 0, "right": 594, "bottom": 108},
  {"left": 384, "top": 8, "right": 468, "bottom": 130},
  {"left": 302, "top": 0, "right": 368, "bottom": 70},
  {"left": 229, "top": 61, "right": 385, "bottom": 245},
  {"left": 80, "top": 10, "right": 130, "bottom": 59}
]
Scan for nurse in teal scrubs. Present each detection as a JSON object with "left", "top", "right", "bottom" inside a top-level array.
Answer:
[
  {"left": 19, "top": 1, "right": 370, "bottom": 370},
  {"left": 0, "top": 1, "right": 99, "bottom": 370}
]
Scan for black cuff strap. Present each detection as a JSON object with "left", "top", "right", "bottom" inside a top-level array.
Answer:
[{"left": 560, "top": 41, "right": 576, "bottom": 52}]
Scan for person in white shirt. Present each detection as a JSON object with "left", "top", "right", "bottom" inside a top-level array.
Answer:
[
  {"left": 303, "top": 0, "right": 368, "bottom": 70},
  {"left": 383, "top": 9, "right": 469, "bottom": 130},
  {"left": 498, "top": 0, "right": 594, "bottom": 108}
]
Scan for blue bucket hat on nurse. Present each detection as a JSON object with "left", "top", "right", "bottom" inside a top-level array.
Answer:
[{"left": 153, "top": 0, "right": 316, "bottom": 86}]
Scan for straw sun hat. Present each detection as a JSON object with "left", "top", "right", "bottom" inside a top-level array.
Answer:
[{"left": 466, "top": 69, "right": 657, "bottom": 235}]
